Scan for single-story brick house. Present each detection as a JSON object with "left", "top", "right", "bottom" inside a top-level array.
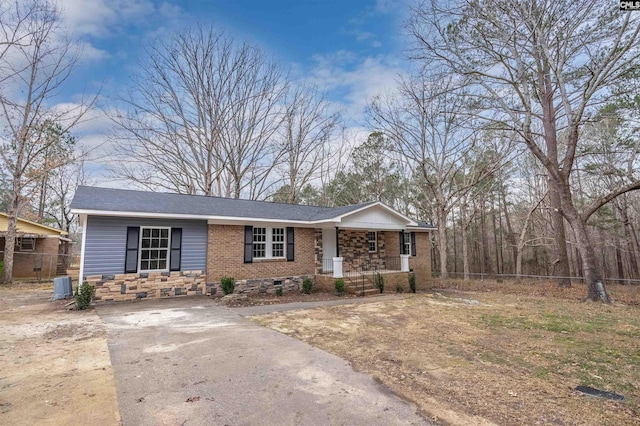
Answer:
[
  {"left": 0, "top": 212, "right": 71, "bottom": 279},
  {"left": 70, "top": 186, "right": 435, "bottom": 301}
]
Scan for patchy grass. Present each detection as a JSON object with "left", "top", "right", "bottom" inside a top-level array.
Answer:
[{"left": 254, "top": 291, "right": 640, "bottom": 425}]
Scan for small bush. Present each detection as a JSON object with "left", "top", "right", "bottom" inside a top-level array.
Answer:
[
  {"left": 302, "top": 278, "right": 313, "bottom": 294},
  {"left": 396, "top": 284, "right": 404, "bottom": 293},
  {"left": 220, "top": 276, "right": 235, "bottom": 295},
  {"left": 75, "top": 282, "right": 95, "bottom": 310},
  {"left": 409, "top": 273, "right": 416, "bottom": 293},
  {"left": 334, "top": 278, "right": 345, "bottom": 295},
  {"left": 275, "top": 286, "right": 283, "bottom": 296},
  {"left": 0, "top": 260, "right": 3, "bottom": 277},
  {"left": 376, "top": 273, "right": 385, "bottom": 293}
]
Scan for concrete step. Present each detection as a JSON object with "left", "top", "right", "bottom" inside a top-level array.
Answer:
[{"left": 348, "top": 283, "right": 378, "bottom": 291}]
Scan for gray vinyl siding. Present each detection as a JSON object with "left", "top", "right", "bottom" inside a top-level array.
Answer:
[{"left": 83, "top": 216, "right": 207, "bottom": 277}]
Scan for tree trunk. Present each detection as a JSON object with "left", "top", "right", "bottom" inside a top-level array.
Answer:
[
  {"left": 437, "top": 207, "right": 448, "bottom": 280},
  {"left": 615, "top": 238, "right": 624, "bottom": 284},
  {"left": 574, "top": 245, "right": 583, "bottom": 280},
  {"left": 480, "top": 197, "right": 492, "bottom": 275},
  {"left": 559, "top": 186, "right": 611, "bottom": 302},
  {"left": 619, "top": 197, "right": 640, "bottom": 279},
  {"left": 452, "top": 212, "right": 457, "bottom": 274},
  {"left": 461, "top": 204, "right": 470, "bottom": 281},
  {"left": 501, "top": 191, "right": 517, "bottom": 273},
  {"left": 549, "top": 178, "right": 571, "bottom": 287},
  {"left": 515, "top": 245, "right": 523, "bottom": 282},
  {"left": 1, "top": 196, "right": 19, "bottom": 284},
  {"left": 492, "top": 196, "right": 502, "bottom": 274}
]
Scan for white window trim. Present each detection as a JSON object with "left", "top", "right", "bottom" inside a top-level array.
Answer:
[
  {"left": 138, "top": 226, "right": 171, "bottom": 273},
  {"left": 403, "top": 231, "right": 411, "bottom": 255},
  {"left": 367, "top": 231, "right": 377, "bottom": 253},
  {"left": 252, "top": 226, "right": 269, "bottom": 259},
  {"left": 253, "top": 226, "right": 286, "bottom": 260}
]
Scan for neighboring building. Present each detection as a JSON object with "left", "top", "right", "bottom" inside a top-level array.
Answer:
[
  {"left": 0, "top": 213, "right": 70, "bottom": 279},
  {"left": 70, "top": 186, "right": 435, "bottom": 301}
]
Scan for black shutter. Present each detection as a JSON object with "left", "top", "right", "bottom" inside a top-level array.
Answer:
[
  {"left": 170, "top": 228, "right": 182, "bottom": 271},
  {"left": 286, "top": 227, "right": 295, "bottom": 261},
  {"left": 410, "top": 232, "right": 417, "bottom": 256},
  {"left": 244, "top": 226, "right": 253, "bottom": 264},
  {"left": 124, "top": 227, "right": 140, "bottom": 273},
  {"left": 399, "top": 231, "right": 405, "bottom": 255}
]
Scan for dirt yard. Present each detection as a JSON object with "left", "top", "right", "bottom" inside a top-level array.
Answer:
[
  {"left": 0, "top": 284, "right": 120, "bottom": 425},
  {"left": 254, "top": 286, "right": 640, "bottom": 425}
]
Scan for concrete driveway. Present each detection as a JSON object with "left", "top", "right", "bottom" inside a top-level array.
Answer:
[{"left": 97, "top": 297, "right": 429, "bottom": 426}]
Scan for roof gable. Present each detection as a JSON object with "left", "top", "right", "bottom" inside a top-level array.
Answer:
[
  {"left": 0, "top": 212, "right": 67, "bottom": 236},
  {"left": 336, "top": 203, "right": 416, "bottom": 230}
]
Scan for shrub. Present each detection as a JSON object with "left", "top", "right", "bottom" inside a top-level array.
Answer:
[
  {"left": 75, "top": 282, "right": 95, "bottom": 310},
  {"left": 0, "top": 260, "right": 3, "bottom": 277},
  {"left": 220, "top": 276, "right": 235, "bottom": 295},
  {"left": 334, "top": 278, "right": 345, "bottom": 295},
  {"left": 409, "top": 273, "right": 416, "bottom": 293},
  {"left": 275, "top": 286, "right": 283, "bottom": 296},
  {"left": 396, "top": 284, "right": 404, "bottom": 293},
  {"left": 302, "top": 278, "right": 313, "bottom": 294},
  {"left": 375, "top": 273, "right": 385, "bottom": 293}
]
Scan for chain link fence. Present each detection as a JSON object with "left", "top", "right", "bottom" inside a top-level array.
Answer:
[
  {"left": 0, "top": 251, "right": 80, "bottom": 282},
  {"left": 444, "top": 271, "right": 640, "bottom": 286}
]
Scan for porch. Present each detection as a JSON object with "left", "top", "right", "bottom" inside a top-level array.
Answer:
[
  {"left": 315, "top": 227, "right": 412, "bottom": 279},
  {"left": 318, "top": 256, "right": 410, "bottom": 277}
]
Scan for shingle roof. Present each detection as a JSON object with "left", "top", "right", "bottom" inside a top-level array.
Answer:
[
  {"left": 70, "top": 186, "right": 374, "bottom": 222},
  {"left": 414, "top": 221, "right": 436, "bottom": 229}
]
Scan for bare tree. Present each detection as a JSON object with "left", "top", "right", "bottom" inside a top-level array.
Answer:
[
  {"left": 316, "top": 127, "right": 356, "bottom": 207},
  {"left": 370, "top": 73, "right": 509, "bottom": 279},
  {"left": 0, "top": 0, "right": 93, "bottom": 284},
  {"left": 111, "top": 25, "right": 288, "bottom": 199},
  {"left": 410, "top": 0, "right": 640, "bottom": 301},
  {"left": 276, "top": 84, "right": 339, "bottom": 203},
  {"left": 44, "top": 154, "right": 87, "bottom": 234}
]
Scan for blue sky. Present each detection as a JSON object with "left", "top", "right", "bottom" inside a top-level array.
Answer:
[{"left": 58, "top": 0, "right": 410, "bottom": 152}]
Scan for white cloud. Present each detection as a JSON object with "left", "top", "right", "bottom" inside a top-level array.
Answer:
[
  {"left": 72, "top": 40, "right": 108, "bottom": 61},
  {"left": 58, "top": 0, "right": 155, "bottom": 37},
  {"left": 306, "top": 52, "right": 404, "bottom": 124}
]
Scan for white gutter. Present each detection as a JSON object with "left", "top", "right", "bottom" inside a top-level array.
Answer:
[
  {"left": 70, "top": 208, "right": 318, "bottom": 225},
  {"left": 70, "top": 205, "right": 427, "bottom": 228}
]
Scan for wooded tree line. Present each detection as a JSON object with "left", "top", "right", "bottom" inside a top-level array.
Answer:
[{"left": 2, "top": 0, "right": 640, "bottom": 304}]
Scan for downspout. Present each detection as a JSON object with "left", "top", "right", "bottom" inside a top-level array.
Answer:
[{"left": 78, "top": 214, "right": 87, "bottom": 288}]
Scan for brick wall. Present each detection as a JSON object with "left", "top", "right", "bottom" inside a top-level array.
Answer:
[
  {"left": 1, "top": 237, "right": 59, "bottom": 279},
  {"left": 314, "top": 229, "right": 323, "bottom": 274},
  {"left": 386, "top": 231, "right": 401, "bottom": 258},
  {"left": 409, "top": 231, "right": 432, "bottom": 290},
  {"left": 206, "top": 225, "right": 316, "bottom": 282}
]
